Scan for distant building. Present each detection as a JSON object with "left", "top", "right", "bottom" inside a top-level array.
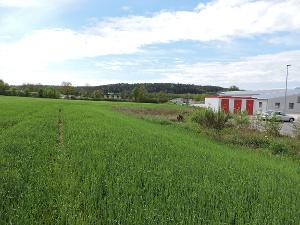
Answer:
[
  {"left": 60, "top": 94, "right": 81, "bottom": 100},
  {"left": 170, "top": 98, "right": 185, "bottom": 105},
  {"left": 103, "top": 92, "right": 122, "bottom": 100},
  {"left": 205, "top": 88, "right": 300, "bottom": 115},
  {"left": 170, "top": 98, "right": 200, "bottom": 106}
]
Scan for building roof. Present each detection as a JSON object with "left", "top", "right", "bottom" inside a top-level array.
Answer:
[
  {"left": 206, "top": 96, "right": 256, "bottom": 99},
  {"left": 220, "top": 88, "right": 300, "bottom": 100}
]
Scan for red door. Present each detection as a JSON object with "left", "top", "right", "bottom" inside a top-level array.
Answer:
[
  {"left": 246, "top": 100, "right": 254, "bottom": 115},
  {"left": 234, "top": 99, "right": 242, "bottom": 113},
  {"left": 221, "top": 99, "right": 230, "bottom": 113}
]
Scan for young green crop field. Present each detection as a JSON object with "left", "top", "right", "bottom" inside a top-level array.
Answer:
[{"left": 0, "top": 96, "right": 299, "bottom": 225}]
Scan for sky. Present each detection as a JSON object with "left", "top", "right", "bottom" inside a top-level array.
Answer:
[{"left": 0, "top": 0, "right": 300, "bottom": 90}]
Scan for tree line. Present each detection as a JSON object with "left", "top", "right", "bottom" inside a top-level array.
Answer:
[{"left": 0, "top": 79, "right": 239, "bottom": 103}]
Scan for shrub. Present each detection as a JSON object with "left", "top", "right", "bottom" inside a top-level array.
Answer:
[
  {"left": 264, "top": 115, "right": 282, "bottom": 137},
  {"left": 270, "top": 142, "right": 288, "bottom": 155},
  {"left": 177, "top": 114, "right": 184, "bottom": 122},
  {"left": 191, "top": 108, "right": 230, "bottom": 130},
  {"left": 293, "top": 120, "right": 300, "bottom": 140},
  {"left": 231, "top": 111, "right": 250, "bottom": 129},
  {"left": 221, "top": 129, "right": 270, "bottom": 149},
  {"left": 251, "top": 112, "right": 264, "bottom": 130}
]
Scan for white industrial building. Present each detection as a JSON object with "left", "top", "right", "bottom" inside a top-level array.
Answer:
[{"left": 205, "top": 88, "right": 300, "bottom": 115}]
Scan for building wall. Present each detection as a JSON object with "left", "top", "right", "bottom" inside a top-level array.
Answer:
[
  {"left": 254, "top": 99, "right": 268, "bottom": 113},
  {"left": 170, "top": 98, "right": 183, "bottom": 104},
  {"left": 207, "top": 94, "right": 300, "bottom": 114},
  {"left": 205, "top": 97, "right": 256, "bottom": 114},
  {"left": 267, "top": 94, "right": 300, "bottom": 113},
  {"left": 241, "top": 99, "right": 247, "bottom": 112},
  {"left": 229, "top": 99, "right": 234, "bottom": 113},
  {"left": 205, "top": 98, "right": 220, "bottom": 111},
  {"left": 104, "top": 94, "right": 121, "bottom": 100}
]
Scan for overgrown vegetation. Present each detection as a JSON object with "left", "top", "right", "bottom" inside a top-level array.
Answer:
[
  {"left": 293, "top": 119, "right": 300, "bottom": 140},
  {"left": 114, "top": 106, "right": 192, "bottom": 122},
  {"left": 231, "top": 111, "right": 250, "bottom": 129},
  {"left": 187, "top": 108, "right": 299, "bottom": 157},
  {"left": 264, "top": 115, "right": 283, "bottom": 137},
  {"left": 191, "top": 108, "right": 230, "bottom": 130},
  {"left": 125, "top": 107, "right": 299, "bottom": 158},
  {"left": 1, "top": 96, "right": 299, "bottom": 224}
]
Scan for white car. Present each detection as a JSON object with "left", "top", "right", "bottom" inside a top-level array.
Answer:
[{"left": 262, "top": 111, "right": 295, "bottom": 122}]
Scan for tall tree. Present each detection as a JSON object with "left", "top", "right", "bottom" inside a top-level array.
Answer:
[
  {"left": 92, "top": 90, "right": 103, "bottom": 99},
  {"left": 132, "top": 85, "right": 148, "bottom": 102},
  {"left": 156, "top": 91, "right": 168, "bottom": 103},
  {"left": 228, "top": 85, "right": 240, "bottom": 91},
  {"left": 121, "top": 90, "right": 131, "bottom": 100},
  {"left": 60, "top": 81, "right": 75, "bottom": 95},
  {"left": 24, "top": 87, "right": 30, "bottom": 97},
  {"left": 0, "top": 79, "right": 9, "bottom": 94},
  {"left": 44, "top": 87, "right": 59, "bottom": 98},
  {"left": 38, "top": 88, "right": 44, "bottom": 98}
]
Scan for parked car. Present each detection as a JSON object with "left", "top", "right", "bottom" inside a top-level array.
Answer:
[{"left": 262, "top": 111, "right": 295, "bottom": 122}]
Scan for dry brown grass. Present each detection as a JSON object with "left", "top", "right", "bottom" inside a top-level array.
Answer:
[{"left": 114, "top": 106, "right": 194, "bottom": 122}]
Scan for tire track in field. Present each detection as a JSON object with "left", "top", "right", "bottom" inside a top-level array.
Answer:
[{"left": 56, "top": 108, "right": 64, "bottom": 147}]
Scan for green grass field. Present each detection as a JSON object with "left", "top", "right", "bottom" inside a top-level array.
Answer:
[{"left": 0, "top": 96, "right": 299, "bottom": 225}]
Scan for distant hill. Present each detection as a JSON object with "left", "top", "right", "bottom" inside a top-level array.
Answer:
[{"left": 77, "top": 83, "right": 227, "bottom": 94}]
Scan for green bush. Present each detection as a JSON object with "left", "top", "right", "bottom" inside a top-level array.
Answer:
[
  {"left": 264, "top": 115, "right": 282, "bottom": 137},
  {"left": 270, "top": 142, "right": 288, "bottom": 155},
  {"left": 251, "top": 112, "right": 264, "bottom": 130},
  {"left": 221, "top": 129, "right": 270, "bottom": 149},
  {"left": 293, "top": 120, "right": 300, "bottom": 140},
  {"left": 231, "top": 111, "right": 250, "bottom": 129},
  {"left": 191, "top": 108, "right": 230, "bottom": 130}
]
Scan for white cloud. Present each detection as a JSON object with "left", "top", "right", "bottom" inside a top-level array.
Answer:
[
  {"left": 268, "top": 34, "right": 300, "bottom": 46},
  {"left": 1, "top": 48, "right": 299, "bottom": 88},
  {"left": 96, "top": 61, "right": 138, "bottom": 71},
  {"left": 0, "top": 0, "right": 300, "bottom": 86},
  {"left": 0, "top": 0, "right": 82, "bottom": 35},
  {"left": 0, "top": 0, "right": 40, "bottom": 8},
  {"left": 121, "top": 6, "right": 132, "bottom": 12},
  {"left": 0, "top": 29, "right": 140, "bottom": 65},
  {"left": 0, "top": 0, "right": 79, "bottom": 8},
  {"left": 1, "top": 0, "right": 299, "bottom": 62},
  {"left": 156, "top": 50, "right": 300, "bottom": 89},
  {"left": 88, "top": 0, "right": 300, "bottom": 43}
]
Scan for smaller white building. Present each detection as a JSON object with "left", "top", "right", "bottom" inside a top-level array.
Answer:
[
  {"left": 205, "top": 96, "right": 256, "bottom": 115},
  {"left": 170, "top": 98, "right": 198, "bottom": 105},
  {"left": 206, "top": 88, "right": 300, "bottom": 114},
  {"left": 104, "top": 92, "right": 122, "bottom": 100}
]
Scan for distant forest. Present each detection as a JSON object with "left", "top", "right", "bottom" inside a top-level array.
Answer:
[{"left": 77, "top": 83, "right": 228, "bottom": 94}]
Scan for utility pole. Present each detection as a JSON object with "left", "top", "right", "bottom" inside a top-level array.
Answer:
[{"left": 284, "top": 65, "right": 291, "bottom": 113}]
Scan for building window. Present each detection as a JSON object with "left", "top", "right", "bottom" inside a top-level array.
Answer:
[
  {"left": 298, "top": 96, "right": 300, "bottom": 103},
  {"left": 259, "top": 102, "right": 263, "bottom": 108},
  {"left": 275, "top": 103, "right": 280, "bottom": 109},
  {"left": 289, "top": 103, "right": 294, "bottom": 109}
]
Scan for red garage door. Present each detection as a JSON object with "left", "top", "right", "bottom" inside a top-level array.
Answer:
[
  {"left": 221, "top": 99, "right": 230, "bottom": 113},
  {"left": 246, "top": 100, "right": 254, "bottom": 115},
  {"left": 234, "top": 99, "right": 242, "bottom": 113}
]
